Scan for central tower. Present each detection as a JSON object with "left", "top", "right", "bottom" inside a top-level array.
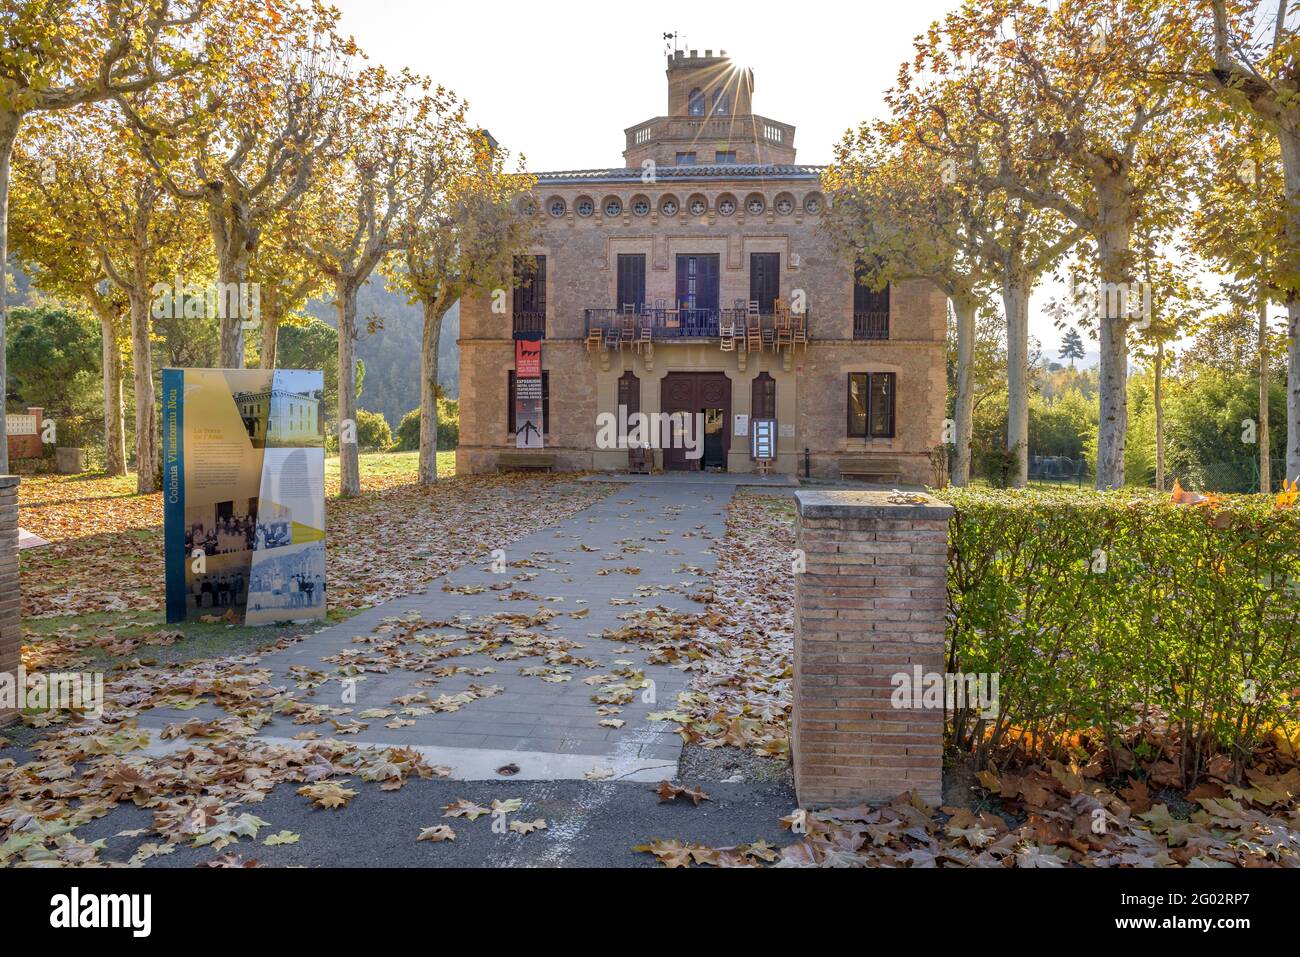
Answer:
[{"left": 623, "top": 49, "right": 798, "bottom": 168}]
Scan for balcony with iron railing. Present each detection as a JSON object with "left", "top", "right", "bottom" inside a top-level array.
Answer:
[
  {"left": 584, "top": 305, "right": 811, "bottom": 352},
  {"left": 853, "top": 311, "right": 889, "bottom": 340},
  {"left": 512, "top": 311, "right": 546, "bottom": 338}
]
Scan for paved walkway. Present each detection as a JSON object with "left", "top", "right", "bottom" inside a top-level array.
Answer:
[{"left": 138, "top": 480, "right": 737, "bottom": 782}]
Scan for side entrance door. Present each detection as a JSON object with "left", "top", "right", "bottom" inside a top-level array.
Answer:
[{"left": 660, "top": 372, "right": 732, "bottom": 471}]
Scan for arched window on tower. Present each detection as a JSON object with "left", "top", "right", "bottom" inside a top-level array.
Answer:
[
  {"left": 713, "top": 90, "right": 729, "bottom": 115},
  {"left": 687, "top": 88, "right": 705, "bottom": 116}
]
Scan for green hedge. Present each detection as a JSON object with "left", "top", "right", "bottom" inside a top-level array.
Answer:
[
  {"left": 938, "top": 487, "right": 1300, "bottom": 783},
  {"left": 393, "top": 401, "right": 459, "bottom": 452}
]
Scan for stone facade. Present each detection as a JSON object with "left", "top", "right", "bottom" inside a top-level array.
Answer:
[
  {"left": 457, "top": 52, "right": 947, "bottom": 483},
  {"left": 0, "top": 476, "right": 19, "bottom": 727},
  {"left": 791, "top": 490, "right": 950, "bottom": 807}
]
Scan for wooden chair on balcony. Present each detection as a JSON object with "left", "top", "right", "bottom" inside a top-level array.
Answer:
[
  {"left": 719, "top": 313, "right": 737, "bottom": 352},
  {"left": 745, "top": 304, "right": 762, "bottom": 352},
  {"left": 619, "top": 314, "right": 636, "bottom": 349},
  {"left": 660, "top": 299, "right": 680, "bottom": 332},
  {"left": 633, "top": 322, "right": 652, "bottom": 354},
  {"left": 586, "top": 327, "right": 604, "bottom": 352},
  {"left": 792, "top": 314, "right": 808, "bottom": 352},
  {"left": 776, "top": 322, "right": 793, "bottom": 354},
  {"left": 605, "top": 326, "right": 622, "bottom": 352}
]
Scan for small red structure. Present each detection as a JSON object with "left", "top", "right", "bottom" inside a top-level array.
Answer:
[{"left": 5, "top": 407, "right": 44, "bottom": 460}]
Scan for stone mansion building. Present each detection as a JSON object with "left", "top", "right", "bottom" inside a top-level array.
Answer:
[{"left": 456, "top": 49, "right": 946, "bottom": 483}]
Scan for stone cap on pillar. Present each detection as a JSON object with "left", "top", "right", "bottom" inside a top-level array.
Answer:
[{"left": 794, "top": 489, "right": 954, "bottom": 522}]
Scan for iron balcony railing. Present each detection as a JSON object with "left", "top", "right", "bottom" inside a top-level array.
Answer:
[
  {"left": 584, "top": 306, "right": 812, "bottom": 341},
  {"left": 853, "top": 311, "right": 889, "bottom": 340},
  {"left": 512, "top": 311, "right": 546, "bottom": 337}
]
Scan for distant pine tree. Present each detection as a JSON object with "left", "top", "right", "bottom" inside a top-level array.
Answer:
[{"left": 1058, "top": 327, "right": 1086, "bottom": 367}]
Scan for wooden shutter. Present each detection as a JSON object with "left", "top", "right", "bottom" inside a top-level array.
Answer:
[
  {"left": 618, "top": 370, "right": 640, "bottom": 416},
  {"left": 750, "top": 253, "right": 780, "bottom": 313},
  {"left": 869, "top": 373, "right": 895, "bottom": 438},
  {"left": 751, "top": 372, "right": 776, "bottom": 419},
  {"left": 617, "top": 255, "right": 646, "bottom": 311},
  {"left": 847, "top": 373, "right": 868, "bottom": 437},
  {"left": 697, "top": 254, "right": 720, "bottom": 310}
]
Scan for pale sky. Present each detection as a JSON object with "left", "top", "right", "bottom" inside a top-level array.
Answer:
[{"left": 329, "top": 0, "right": 1088, "bottom": 357}]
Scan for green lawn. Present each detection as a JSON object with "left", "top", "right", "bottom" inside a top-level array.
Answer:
[{"left": 324, "top": 450, "right": 454, "bottom": 491}]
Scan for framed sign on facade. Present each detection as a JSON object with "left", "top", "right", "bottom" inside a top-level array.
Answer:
[{"left": 751, "top": 418, "right": 777, "bottom": 461}]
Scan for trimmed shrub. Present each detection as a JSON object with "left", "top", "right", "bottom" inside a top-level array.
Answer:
[
  {"left": 353, "top": 409, "right": 392, "bottom": 451},
  {"left": 393, "top": 401, "right": 459, "bottom": 452},
  {"left": 939, "top": 487, "right": 1300, "bottom": 784}
]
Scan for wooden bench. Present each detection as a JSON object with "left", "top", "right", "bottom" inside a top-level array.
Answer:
[
  {"left": 497, "top": 452, "right": 557, "bottom": 473},
  {"left": 838, "top": 456, "right": 903, "bottom": 484}
]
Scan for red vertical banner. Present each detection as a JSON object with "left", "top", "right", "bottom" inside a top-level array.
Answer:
[{"left": 514, "top": 339, "right": 543, "bottom": 449}]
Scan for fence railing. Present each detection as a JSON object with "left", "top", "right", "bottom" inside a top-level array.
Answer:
[
  {"left": 584, "top": 306, "right": 810, "bottom": 341},
  {"left": 512, "top": 312, "right": 546, "bottom": 338},
  {"left": 853, "top": 311, "right": 889, "bottom": 340}
]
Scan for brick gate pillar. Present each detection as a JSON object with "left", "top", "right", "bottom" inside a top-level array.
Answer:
[
  {"left": 792, "top": 490, "right": 952, "bottom": 807},
  {"left": 0, "top": 476, "right": 19, "bottom": 726}
]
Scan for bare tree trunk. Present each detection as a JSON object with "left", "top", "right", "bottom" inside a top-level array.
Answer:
[
  {"left": 1275, "top": 127, "right": 1300, "bottom": 485},
  {"left": 1095, "top": 214, "right": 1132, "bottom": 490},
  {"left": 99, "top": 310, "right": 127, "bottom": 476},
  {"left": 1002, "top": 276, "right": 1030, "bottom": 488},
  {"left": 128, "top": 286, "right": 158, "bottom": 493},
  {"left": 209, "top": 198, "right": 255, "bottom": 369},
  {"left": 1259, "top": 294, "right": 1271, "bottom": 493},
  {"left": 0, "top": 109, "right": 18, "bottom": 475},
  {"left": 336, "top": 282, "right": 360, "bottom": 497},
  {"left": 260, "top": 310, "right": 279, "bottom": 371},
  {"left": 1154, "top": 337, "right": 1165, "bottom": 493},
  {"left": 418, "top": 297, "right": 444, "bottom": 486},
  {"left": 217, "top": 253, "right": 248, "bottom": 368},
  {"left": 951, "top": 295, "right": 977, "bottom": 487}
]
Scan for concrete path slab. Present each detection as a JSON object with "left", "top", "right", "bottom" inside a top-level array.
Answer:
[
  {"left": 580, "top": 471, "right": 797, "bottom": 487},
  {"left": 136, "top": 481, "right": 738, "bottom": 782}
]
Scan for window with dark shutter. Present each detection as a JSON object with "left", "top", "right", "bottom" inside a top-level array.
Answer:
[
  {"left": 617, "top": 370, "right": 640, "bottom": 416},
  {"left": 869, "top": 373, "right": 895, "bottom": 437},
  {"left": 846, "top": 372, "right": 896, "bottom": 438},
  {"left": 616, "top": 255, "right": 646, "bottom": 312},
  {"left": 507, "top": 370, "right": 550, "bottom": 434},
  {"left": 675, "top": 254, "right": 720, "bottom": 311},
  {"left": 751, "top": 372, "right": 776, "bottom": 420},
  {"left": 749, "top": 253, "right": 780, "bottom": 313}
]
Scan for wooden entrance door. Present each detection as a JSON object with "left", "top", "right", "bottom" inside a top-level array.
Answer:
[{"left": 660, "top": 372, "right": 731, "bottom": 471}]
